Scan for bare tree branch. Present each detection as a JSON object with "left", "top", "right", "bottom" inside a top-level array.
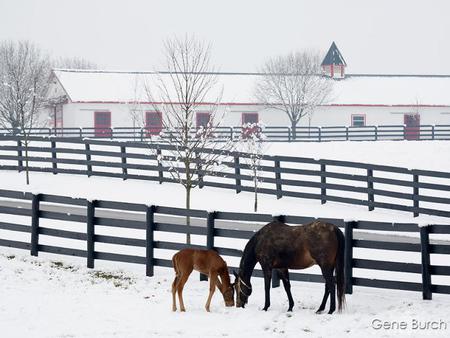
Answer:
[
  {"left": 145, "top": 35, "right": 233, "bottom": 244},
  {"left": 255, "top": 51, "right": 333, "bottom": 139}
]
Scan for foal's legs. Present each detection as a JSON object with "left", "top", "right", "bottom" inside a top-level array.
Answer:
[
  {"left": 262, "top": 266, "right": 272, "bottom": 311},
  {"left": 277, "top": 269, "right": 294, "bottom": 312},
  {"left": 177, "top": 267, "right": 192, "bottom": 312},
  {"left": 172, "top": 275, "right": 179, "bottom": 311},
  {"left": 205, "top": 271, "right": 218, "bottom": 312}
]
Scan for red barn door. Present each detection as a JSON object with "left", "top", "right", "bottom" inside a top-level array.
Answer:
[
  {"left": 94, "top": 111, "right": 111, "bottom": 137},
  {"left": 404, "top": 114, "right": 420, "bottom": 140}
]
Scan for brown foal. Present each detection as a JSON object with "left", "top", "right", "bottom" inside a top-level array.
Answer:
[{"left": 171, "top": 249, "right": 235, "bottom": 312}]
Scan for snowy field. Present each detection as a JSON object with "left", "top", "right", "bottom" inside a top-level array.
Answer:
[
  {"left": 0, "top": 250, "right": 449, "bottom": 338},
  {"left": 1, "top": 140, "right": 450, "bottom": 337}
]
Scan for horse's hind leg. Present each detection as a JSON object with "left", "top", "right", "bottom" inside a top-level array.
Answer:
[
  {"left": 172, "top": 275, "right": 179, "bottom": 311},
  {"left": 316, "top": 283, "right": 329, "bottom": 314},
  {"left": 278, "top": 269, "right": 294, "bottom": 312},
  {"left": 316, "top": 266, "right": 334, "bottom": 314},
  {"left": 177, "top": 268, "right": 192, "bottom": 312},
  {"left": 262, "top": 266, "right": 272, "bottom": 311}
]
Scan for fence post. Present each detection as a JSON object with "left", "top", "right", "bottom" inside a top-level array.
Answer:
[
  {"left": 420, "top": 226, "right": 432, "bottom": 300},
  {"left": 30, "top": 194, "right": 40, "bottom": 257},
  {"left": 374, "top": 126, "right": 378, "bottom": 141},
  {"left": 201, "top": 211, "right": 216, "bottom": 281},
  {"left": 146, "top": 205, "right": 155, "bottom": 277},
  {"left": 86, "top": 200, "right": 95, "bottom": 269},
  {"left": 120, "top": 145, "right": 127, "bottom": 180},
  {"left": 51, "top": 140, "right": 57, "bottom": 175},
  {"left": 85, "top": 142, "right": 92, "bottom": 177},
  {"left": 17, "top": 139, "right": 23, "bottom": 172},
  {"left": 320, "top": 163, "right": 326, "bottom": 204},
  {"left": 318, "top": 128, "right": 322, "bottom": 142},
  {"left": 367, "top": 169, "right": 374, "bottom": 211},
  {"left": 345, "top": 127, "right": 349, "bottom": 141},
  {"left": 274, "top": 158, "right": 282, "bottom": 199},
  {"left": 431, "top": 125, "right": 435, "bottom": 140},
  {"left": 413, "top": 173, "right": 419, "bottom": 217},
  {"left": 344, "top": 221, "right": 354, "bottom": 294},
  {"left": 234, "top": 156, "right": 242, "bottom": 194},
  {"left": 156, "top": 148, "right": 163, "bottom": 184}
]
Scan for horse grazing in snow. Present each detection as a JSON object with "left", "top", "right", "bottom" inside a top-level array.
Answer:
[
  {"left": 171, "top": 248, "right": 235, "bottom": 312},
  {"left": 233, "top": 220, "right": 345, "bottom": 314}
]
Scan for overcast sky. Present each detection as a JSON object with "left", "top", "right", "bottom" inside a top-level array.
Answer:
[{"left": 0, "top": 0, "right": 449, "bottom": 74}]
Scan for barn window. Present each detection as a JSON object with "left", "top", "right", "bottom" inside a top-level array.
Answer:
[
  {"left": 242, "top": 113, "right": 259, "bottom": 126},
  {"left": 196, "top": 112, "right": 211, "bottom": 128},
  {"left": 145, "top": 111, "right": 162, "bottom": 135},
  {"left": 351, "top": 114, "right": 366, "bottom": 127},
  {"left": 242, "top": 113, "right": 260, "bottom": 137}
]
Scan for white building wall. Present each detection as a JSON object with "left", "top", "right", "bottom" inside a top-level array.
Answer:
[{"left": 59, "top": 101, "right": 450, "bottom": 129}]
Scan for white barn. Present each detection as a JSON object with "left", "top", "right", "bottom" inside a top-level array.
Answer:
[{"left": 46, "top": 43, "right": 450, "bottom": 137}]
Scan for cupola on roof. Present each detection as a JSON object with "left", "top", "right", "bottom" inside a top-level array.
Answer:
[{"left": 321, "top": 42, "right": 347, "bottom": 66}]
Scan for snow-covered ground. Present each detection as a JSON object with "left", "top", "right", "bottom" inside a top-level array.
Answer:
[
  {"left": 1, "top": 140, "right": 450, "bottom": 337},
  {"left": 1, "top": 250, "right": 449, "bottom": 338}
]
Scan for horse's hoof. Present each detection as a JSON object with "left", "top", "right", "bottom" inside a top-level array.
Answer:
[
  {"left": 287, "top": 308, "right": 293, "bottom": 312},
  {"left": 181, "top": 308, "right": 186, "bottom": 312},
  {"left": 262, "top": 307, "right": 269, "bottom": 311},
  {"left": 327, "top": 310, "right": 335, "bottom": 315},
  {"left": 315, "top": 309, "right": 323, "bottom": 314}
]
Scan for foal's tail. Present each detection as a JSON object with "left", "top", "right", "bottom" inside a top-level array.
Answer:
[
  {"left": 172, "top": 253, "right": 180, "bottom": 276},
  {"left": 334, "top": 226, "right": 346, "bottom": 312}
]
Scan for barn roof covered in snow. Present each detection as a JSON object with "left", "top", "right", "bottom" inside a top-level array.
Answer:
[{"left": 52, "top": 69, "right": 450, "bottom": 107}]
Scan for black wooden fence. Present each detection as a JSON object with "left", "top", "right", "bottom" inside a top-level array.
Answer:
[
  {"left": 0, "top": 188, "right": 449, "bottom": 300},
  {"left": 1, "top": 135, "right": 450, "bottom": 220},
  {"left": 2, "top": 124, "right": 450, "bottom": 142}
]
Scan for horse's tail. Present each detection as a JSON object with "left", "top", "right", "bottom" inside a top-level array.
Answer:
[
  {"left": 334, "top": 226, "right": 346, "bottom": 312},
  {"left": 172, "top": 253, "right": 180, "bottom": 276}
]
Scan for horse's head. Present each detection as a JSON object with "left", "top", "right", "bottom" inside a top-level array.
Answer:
[
  {"left": 233, "top": 271, "right": 252, "bottom": 308},
  {"left": 222, "top": 284, "right": 235, "bottom": 307}
]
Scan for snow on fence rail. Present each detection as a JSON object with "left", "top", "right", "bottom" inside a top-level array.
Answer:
[
  {"left": 1, "top": 135, "right": 450, "bottom": 219},
  {"left": 1, "top": 124, "right": 450, "bottom": 142},
  {"left": 0, "top": 188, "right": 449, "bottom": 300}
]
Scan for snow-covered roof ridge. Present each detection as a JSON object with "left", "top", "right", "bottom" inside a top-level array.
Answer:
[
  {"left": 53, "top": 68, "right": 450, "bottom": 78},
  {"left": 52, "top": 69, "right": 450, "bottom": 106}
]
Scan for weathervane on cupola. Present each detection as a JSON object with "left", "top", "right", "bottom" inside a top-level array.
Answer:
[{"left": 321, "top": 42, "right": 347, "bottom": 79}]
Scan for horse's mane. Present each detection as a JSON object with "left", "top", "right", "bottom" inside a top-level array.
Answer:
[{"left": 239, "top": 235, "right": 258, "bottom": 279}]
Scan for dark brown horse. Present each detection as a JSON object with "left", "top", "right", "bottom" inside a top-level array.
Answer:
[
  {"left": 233, "top": 220, "right": 345, "bottom": 314},
  {"left": 172, "top": 248, "right": 235, "bottom": 312}
]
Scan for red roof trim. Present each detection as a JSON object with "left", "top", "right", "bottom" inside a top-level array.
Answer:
[{"left": 71, "top": 100, "right": 450, "bottom": 108}]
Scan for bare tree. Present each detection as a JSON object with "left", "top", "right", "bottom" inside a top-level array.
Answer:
[
  {"left": 0, "top": 40, "right": 51, "bottom": 184},
  {"left": 127, "top": 74, "right": 146, "bottom": 140},
  {"left": 239, "top": 122, "right": 266, "bottom": 212},
  {"left": 147, "top": 35, "right": 232, "bottom": 244},
  {"left": 53, "top": 56, "right": 98, "bottom": 69},
  {"left": 255, "top": 51, "right": 333, "bottom": 139}
]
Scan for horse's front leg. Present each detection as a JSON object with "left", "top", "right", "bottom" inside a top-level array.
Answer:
[
  {"left": 262, "top": 267, "right": 272, "bottom": 311},
  {"left": 205, "top": 271, "right": 218, "bottom": 312}
]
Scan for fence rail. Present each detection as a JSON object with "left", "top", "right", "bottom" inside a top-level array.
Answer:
[
  {"left": 1, "top": 136, "right": 450, "bottom": 220},
  {"left": 0, "top": 188, "right": 449, "bottom": 299},
  {"left": 2, "top": 124, "right": 450, "bottom": 142}
]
